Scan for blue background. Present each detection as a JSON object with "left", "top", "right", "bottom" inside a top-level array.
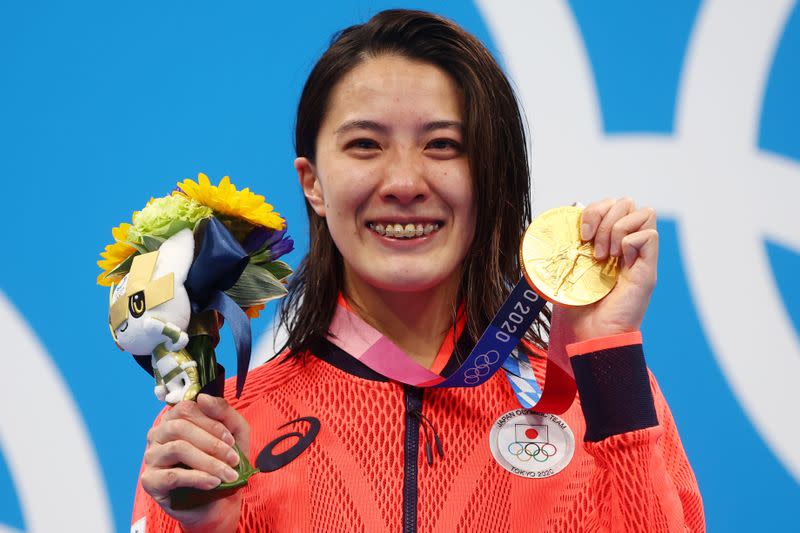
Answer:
[{"left": 1, "top": 1, "right": 797, "bottom": 531}]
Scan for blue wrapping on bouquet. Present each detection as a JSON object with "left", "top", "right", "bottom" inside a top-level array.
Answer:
[{"left": 184, "top": 217, "right": 252, "bottom": 397}]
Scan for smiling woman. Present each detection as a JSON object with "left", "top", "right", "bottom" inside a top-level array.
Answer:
[
  {"left": 286, "top": 11, "right": 542, "bottom": 366},
  {"left": 132, "top": 9, "right": 704, "bottom": 533},
  {"left": 295, "top": 55, "right": 477, "bottom": 366}
]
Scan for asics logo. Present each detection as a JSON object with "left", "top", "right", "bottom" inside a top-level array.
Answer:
[{"left": 256, "top": 416, "right": 321, "bottom": 472}]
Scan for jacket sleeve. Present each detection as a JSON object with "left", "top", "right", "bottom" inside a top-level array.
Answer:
[{"left": 568, "top": 333, "right": 706, "bottom": 532}]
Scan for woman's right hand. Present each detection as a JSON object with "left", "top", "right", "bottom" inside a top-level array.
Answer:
[{"left": 140, "top": 394, "right": 250, "bottom": 533}]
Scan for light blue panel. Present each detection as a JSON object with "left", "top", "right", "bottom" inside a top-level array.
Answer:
[
  {"left": 569, "top": 0, "right": 701, "bottom": 133},
  {"left": 766, "top": 240, "right": 800, "bottom": 335},
  {"left": 761, "top": 4, "right": 800, "bottom": 160},
  {"left": 0, "top": 445, "right": 25, "bottom": 531}
]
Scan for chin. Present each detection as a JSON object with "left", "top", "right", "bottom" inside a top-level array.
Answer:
[{"left": 360, "top": 266, "right": 458, "bottom": 294}]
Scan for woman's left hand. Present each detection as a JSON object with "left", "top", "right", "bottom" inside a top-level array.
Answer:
[{"left": 552, "top": 198, "right": 659, "bottom": 343}]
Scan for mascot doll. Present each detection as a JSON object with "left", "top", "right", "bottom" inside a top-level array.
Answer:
[{"left": 98, "top": 174, "right": 294, "bottom": 508}]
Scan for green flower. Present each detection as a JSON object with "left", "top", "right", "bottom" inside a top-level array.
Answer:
[{"left": 128, "top": 194, "right": 212, "bottom": 245}]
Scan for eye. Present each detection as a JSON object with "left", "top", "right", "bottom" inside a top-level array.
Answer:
[
  {"left": 425, "top": 138, "right": 463, "bottom": 155},
  {"left": 345, "top": 138, "right": 381, "bottom": 151},
  {"left": 128, "top": 291, "right": 147, "bottom": 318}
]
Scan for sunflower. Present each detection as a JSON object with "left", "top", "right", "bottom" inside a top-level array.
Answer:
[
  {"left": 177, "top": 173, "right": 285, "bottom": 231},
  {"left": 97, "top": 222, "right": 137, "bottom": 287}
]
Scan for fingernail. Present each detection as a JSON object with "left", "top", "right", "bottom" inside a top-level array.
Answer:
[
  {"left": 580, "top": 223, "right": 590, "bottom": 241},
  {"left": 594, "top": 244, "right": 605, "bottom": 259},
  {"left": 227, "top": 449, "right": 240, "bottom": 467},
  {"left": 222, "top": 431, "right": 235, "bottom": 446},
  {"left": 222, "top": 466, "right": 239, "bottom": 483}
]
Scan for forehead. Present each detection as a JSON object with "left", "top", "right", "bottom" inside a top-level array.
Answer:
[{"left": 323, "top": 55, "right": 464, "bottom": 128}]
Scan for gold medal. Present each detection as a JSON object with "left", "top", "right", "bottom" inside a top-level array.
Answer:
[{"left": 520, "top": 206, "right": 619, "bottom": 306}]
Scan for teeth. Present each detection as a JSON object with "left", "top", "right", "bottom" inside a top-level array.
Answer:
[{"left": 369, "top": 222, "right": 442, "bottom": 238}]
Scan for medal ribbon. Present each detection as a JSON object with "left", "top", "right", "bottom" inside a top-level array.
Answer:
[{"left": 326, "top": 277, "right": 576, "bottom": 413}]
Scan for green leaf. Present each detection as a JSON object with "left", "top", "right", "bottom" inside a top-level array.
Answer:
[
  {"left": 249, "top": 247, "right": 272, "bottom": 264},
  {"left": 141, "top": 234, "right": 166, "bottom": 252},
  {"left": 224, "top": 263, "right": 288, "bottom": 307},
  {"left": 124, "top": 241, "right": 149, "bottom": 254},
  {"left": 263, "top": 260, "right": 292, "bottom": 281},
  {"left": 107, "top": 252, "right": 137, "bottom": 279}
]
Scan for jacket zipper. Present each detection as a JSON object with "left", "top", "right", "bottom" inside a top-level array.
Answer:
[{"left": 403, "top": 386, "right": 423, "bottom": 533}]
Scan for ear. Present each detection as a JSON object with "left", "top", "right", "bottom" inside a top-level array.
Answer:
[
  {"left": 154, "top": 228, "right": 195, "bottom": 283},
  {"left": 295, "top": 157, "right": 326, "bottom": 217}
]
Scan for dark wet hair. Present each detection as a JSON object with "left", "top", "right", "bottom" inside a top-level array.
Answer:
[{"left": 280, "top": 9, "right": 549, "bottom": 356}]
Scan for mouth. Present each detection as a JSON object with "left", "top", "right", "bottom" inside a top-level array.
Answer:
[
  {"left": 367, "top": 221, "right": 443, "bottom": 239},
  {"left": 118, "top": 321, "right": 129, "bottom": 333}
]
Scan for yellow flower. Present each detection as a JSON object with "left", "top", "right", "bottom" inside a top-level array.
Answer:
[
  {"left": 97, "top": 222, "right": 137, "bottom": 287},
  {"left": 177, "top": 173, "right": 285, "bottom": 231}
]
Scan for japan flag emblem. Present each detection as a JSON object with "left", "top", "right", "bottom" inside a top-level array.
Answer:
[
  {"left": 490, "top": 410, "right": 575, "bottom": 479},
  {"left": 516, "top": 424, "right": 547, "bottom": 444}
]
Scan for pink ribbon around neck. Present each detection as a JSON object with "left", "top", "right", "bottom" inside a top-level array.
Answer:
[{"left": 325, "top": 292, "right": 577, "bottom": 414}]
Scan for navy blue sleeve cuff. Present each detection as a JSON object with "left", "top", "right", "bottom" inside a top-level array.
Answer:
[{"left": 570, "top": 343, "right": 659, "bottom": 442}]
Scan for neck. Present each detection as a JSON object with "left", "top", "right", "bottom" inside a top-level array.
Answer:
[{"left": 343, "top": 271, "right": 460, "bottom": 369}]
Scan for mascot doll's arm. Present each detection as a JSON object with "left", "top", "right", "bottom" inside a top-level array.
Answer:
[{"left": 161, "top": 321, "right": 189, "bottom": 352}]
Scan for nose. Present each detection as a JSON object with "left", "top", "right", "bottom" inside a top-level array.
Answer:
[{"left": 377, "top": 149, "right": 429, "bottom": 205}]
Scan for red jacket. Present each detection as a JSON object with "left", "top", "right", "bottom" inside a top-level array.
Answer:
[{"left": 133, "top": 334, "right": 704, "bottom": 532}]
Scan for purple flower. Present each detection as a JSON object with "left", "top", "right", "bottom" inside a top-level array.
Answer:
[
  {"left": 243, "top": 227, "right": 294, "bottom": 261},
  {"left": 269, "top": 234, "right": 294, "bottom": 261},
  {"left": 243, "top": 227, "right": 273, "bottom": 253}
]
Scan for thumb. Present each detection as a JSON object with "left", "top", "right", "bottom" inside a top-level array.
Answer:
[{"left": 196, "top": 394, "right": 251, "bottom": 457}]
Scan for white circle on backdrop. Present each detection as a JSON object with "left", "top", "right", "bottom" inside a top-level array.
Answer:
[
  {"left": 0, "top": 291, "right": 112, "bottom": 533},
  {"left": 475, "top": 0, "right": 800, "bottom": 481}
]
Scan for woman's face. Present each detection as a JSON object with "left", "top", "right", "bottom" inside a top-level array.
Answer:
[{"left": 296, "top": 54, "right": 476, "bottom": 295}]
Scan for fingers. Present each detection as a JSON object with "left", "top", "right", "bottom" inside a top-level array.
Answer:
[
  {"left": 144, "top": 427, "right": 240, "bottom": 482},
  {"left": 581, "top": 197, "right": 634, "bottom": 259},
  {"left": 580, "top": 198, "right": 616, "bottom": 242},
  {"left": 621, "top": 228, "right": 659, "bottom": 281},
  {"left": 142, "top": 396, "right": 251, "bottom": 505},
  {"left": 608, "top": 207, "right": 656, "bottom": 258},
  {"left": 141, "top": 466, "right": 222, "bottom": 503},
  {"left": 155, "top": 400, "right": 236, "bottom": 448},
  {"left": 197, "top": 394, "right": 252, "bottom": 457},
  {"left": 580, "top": 198, "right": 656, "bottom": 261}
]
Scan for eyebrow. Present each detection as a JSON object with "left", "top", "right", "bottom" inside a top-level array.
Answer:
[
  {"left": 421, "top": 120, "right": 463, "bottom": 133},
  {"left": 334, "top": 120, "right": 388, "bottom": 136},
  {"left": 334, "top": 119, "right": 464, "bottom": 136}
]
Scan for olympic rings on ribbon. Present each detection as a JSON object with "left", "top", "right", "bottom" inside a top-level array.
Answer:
[
  {"left": 463, "top": 350, "right": 501, "bottom": 384},
  {"left": 507, "top": 440, "right": 558, "bottom": 462}
]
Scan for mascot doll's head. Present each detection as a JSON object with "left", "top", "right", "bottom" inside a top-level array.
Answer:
[{"left": 109, "top": 228, "right": 194, "bottom": 355}]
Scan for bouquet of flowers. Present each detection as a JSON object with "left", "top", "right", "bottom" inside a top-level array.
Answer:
[{"left": 97, "top": 172, "right": 293, "bottom": 507}]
